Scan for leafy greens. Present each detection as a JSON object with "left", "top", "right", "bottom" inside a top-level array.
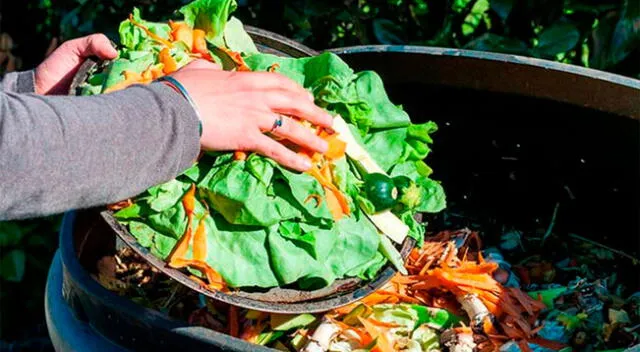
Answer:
[{"left": 82, "top": 0, "right": 447, "bottom": 290}]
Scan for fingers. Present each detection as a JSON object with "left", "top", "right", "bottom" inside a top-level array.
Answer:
[
  {"left": 237, "top": 72, "right": 311, "bottom": 99},
  {"left": 260, "top": 115, "right": 328, "bottom": 154},
  {"left": 76, "top": 34, "right": 118, "bottom": 60},
  {"left": 251, "top": 134, "right": 313, "bottom": 172},
  {"left": 265, "top": 90, "right": 333, "bottom": 128}
]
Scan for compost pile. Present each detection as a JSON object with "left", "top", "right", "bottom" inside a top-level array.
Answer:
[
  {"left": 96, "top": 225, "right": 640, "bottom": 352},
  {"left": 84, "top": 0, "right": 639, "bottom": 351}
]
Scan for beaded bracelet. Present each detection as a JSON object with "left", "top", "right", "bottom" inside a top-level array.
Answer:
[{"left": 156, "top": 76, "right": 203, "bottom": 137}]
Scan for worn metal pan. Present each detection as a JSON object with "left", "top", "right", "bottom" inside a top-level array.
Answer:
[{"left": 69, "top": 26, "right": 417, "bottom": 314}]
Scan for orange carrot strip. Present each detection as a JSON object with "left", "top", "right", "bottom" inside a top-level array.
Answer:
[
  {"left": 234, "top": 151, "right": 247, "bottom": 161},
  {"left": 103, "top": 71, "right": 146, "bottom": 93},
  {"left": 391, "top": 275, "right": 420, "bottom": 285},
  {"left": 166, "top": 184, "right": 196, "bottom": 264},
  {"left": 268, "top": 63, "right": 280, "bottom": 72},
  {"left": 192, "top": 213, "right": 208, "bottom": 262},
  {"left": 325, "top": 188, "right": 344, "bottom": 220},
  {"left": 419, "top": 257, "right": 436, "bottom": 275},
  {"left": 159, "top": 47, "right": 178, "bottom": 74},
  {"left": 129, "top": 14, "right": 173, "bottom": 48},
  {"left": 192, "top": 29, "right": 213, "bottom": 61},
  {"left": 377, "top": 290, "right": 421, "bottom": 304},
  {"left": 220, "top": 46, "right": 250, "bottom": 71},
  {"left": 358, "top": 318, "right": 395, "bottom": 352},
  {"left": 323, "top": 135, "right": 346, "bottom": 160},
  {"left": 307, "top": 165, "right": 350, "bottom": 217},
  {"left": 304, "top": 194, "right": 323, "bottom": 208},
  {"left": 169, "top": 21, "right": 194, "bottom": 49}
]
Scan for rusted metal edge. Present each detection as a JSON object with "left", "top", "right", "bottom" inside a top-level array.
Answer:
[{"left": 327, "top": 45, "right": 640, "bottom": 120}]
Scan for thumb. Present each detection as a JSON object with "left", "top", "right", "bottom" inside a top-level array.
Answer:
[{"left": 73, "top": 34, "right": 118, "bottom": 60}]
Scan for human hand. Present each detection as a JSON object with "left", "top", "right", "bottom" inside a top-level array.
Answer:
[
  {"left": 168, "top": 60, "right": 333, "bottom": 172},
  {"left": 35, "top": 34, "right": 118, "bottom": 95}
]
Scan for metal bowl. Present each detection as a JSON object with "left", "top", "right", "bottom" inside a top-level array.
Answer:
[{"left": 68, "top": 26, "right": 417, "bottom": 314}]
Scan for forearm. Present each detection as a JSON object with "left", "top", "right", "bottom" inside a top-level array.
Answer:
[
  {"left": 0, "top": 83, "right": 201, "bottom": 220},
  {"left": 0, "top": 70, "right": 36, "bottom": 93}
]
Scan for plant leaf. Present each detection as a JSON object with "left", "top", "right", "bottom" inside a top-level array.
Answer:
[
  {"left": 533, "top": 21, "right": 580, "bottom": 58},
  {"left": 0, "top": 249, "right": 26, "bottom": 282},
  {"left": 608, "top": 0, "right": 640, "bottom": 66},
  {"left": 491, "top": 0, "right": 515, "bottom": 22},
  {"left": 373, "top": 19, "right": 405, "bottom": 44},
  {"left": 464, "top": 33, "right": 529, "bottom": 55},
  {"left": 179, "top": 0, "right": 238, "bottom": 47},
  {"left": 223, "top": 16, "right": 259, "bottom": 54}
]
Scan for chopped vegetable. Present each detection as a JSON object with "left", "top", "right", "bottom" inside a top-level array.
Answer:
[{"left": 363, "top": 173, "right": 399, "bottom": 212}]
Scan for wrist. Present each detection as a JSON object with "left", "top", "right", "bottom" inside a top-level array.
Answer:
[{"left": 156, "top": 76, "right": 203, "bottom": 137}]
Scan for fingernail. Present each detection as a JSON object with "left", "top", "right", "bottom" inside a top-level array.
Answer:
[
  {"left": 300, "top": 158, "right": 312, "bottom": 170},
  {"left": 307, "top": 92, "right": 315, "bottom": 101},
  {"left": 319, "top": 140, "right": 329, "bottom": 152}
]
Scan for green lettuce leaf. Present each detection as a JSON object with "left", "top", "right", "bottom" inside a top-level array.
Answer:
[
  {"left": 267, "top": 225, "right": 336, "bottom": 289},
  {"left": 100, "top": 52, "right": 155, "bottom": 92},
  {"left": 223, "top": 16, "right": 259, "bottom": 54},
  {"left": 179, "top": 0, "right": 237, "bottom": 47},
  {"left": 324, "top": 214, "right": 382, "bottom": 279},
  {"left": 198, "top": 158, "right": 303, "bottom": 226},
  {"left": 118, "top": 7, "right": 171, "bottom": 50}
]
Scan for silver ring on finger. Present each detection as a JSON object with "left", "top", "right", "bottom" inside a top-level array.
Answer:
[{"left": 270, "top": 115, "right": 285, "bottom": 133}]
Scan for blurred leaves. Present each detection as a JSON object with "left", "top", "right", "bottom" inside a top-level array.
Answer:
[
  {"left": 464, "top": 33, "right": 528, "bottom": 55},
  {"left": 21, "top": 0, "right": 637, "bottom": 77},
  {"left": 533, "top": 21, "right": 581, "bottom": 58},
  {"left": 0, "top": 250, "right": 26, "bottom": 282},
  {"left": 373, "top": 18, "right": 405, "bottom": 44}
]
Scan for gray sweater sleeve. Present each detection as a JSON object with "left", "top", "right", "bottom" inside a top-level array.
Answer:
[{"left": 0, "top": 71, "right": 201, "bottom": 221}]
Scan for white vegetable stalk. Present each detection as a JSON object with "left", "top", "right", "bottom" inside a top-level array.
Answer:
[
  {"left": 457, "top": 294, "right": 491, "bottom": 330},
  {"left": 302, "top": 318, "right": 341, "bottom": 352}
]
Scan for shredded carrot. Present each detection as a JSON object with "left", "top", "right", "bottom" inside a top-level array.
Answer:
[
  {"left": 166, "top": 184, "right": 196, "bottom": 264},
  {"left": 192, "top": 29, "right": 213, "bottom": 61},
  {"left": 159, "top": 47, "right": 178, "bottom": 74},
  {"left": 323, "top": 134, "right": 347, "bottom": 160},
  {"left": 325, "top": 188, "right": 344, "bottom": 220},
  {"left": 233, "top": 151, "right": 247, "bottom": 161},
  {"left": 307, "top": 166, "right": 350, "bottom": 217},
  {"left": 192, "top": 213, "right": 208, "bottom": 262},
  {"left": 377, "top": 290, "right": 421, "bottom": 304},
  {"left": 129, "top": 14, "right": 173, "bottom": 48},
  {"left": 358, "top": 318, "right": 395, "bottom": 352},
  {"left": 188, "top": 274, "right": 208, "bottom": 288},
  {"left": 220, "top": 47, "right": 251, "bottom": 71},
  {"left": 268, "top": 63, "right": 280, "bottom": 72},
  {"left": 169, "top": 20, "right": 194, "bottom": 50},
  {"left": 304, "top": 194, "right": 323, "bottom": 208}
]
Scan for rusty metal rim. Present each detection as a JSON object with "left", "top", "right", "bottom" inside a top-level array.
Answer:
[
  {"left": 327, "top": 45, "right": 640, "bottom": 120},
  {"left": 102, "top": 210, "right": 415, "bottom": 314},
  {"left": 327, "top": 45, "right": 640, "bottom": 89}
]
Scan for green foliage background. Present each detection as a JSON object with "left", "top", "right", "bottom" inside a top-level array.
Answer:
[{"left": 0, "top": 0, "right": 638, "bottom": 348}]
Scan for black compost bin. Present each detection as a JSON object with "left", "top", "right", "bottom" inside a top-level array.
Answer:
[{"left": 47, "top": 40, "right": 640, "bottom": 352}]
